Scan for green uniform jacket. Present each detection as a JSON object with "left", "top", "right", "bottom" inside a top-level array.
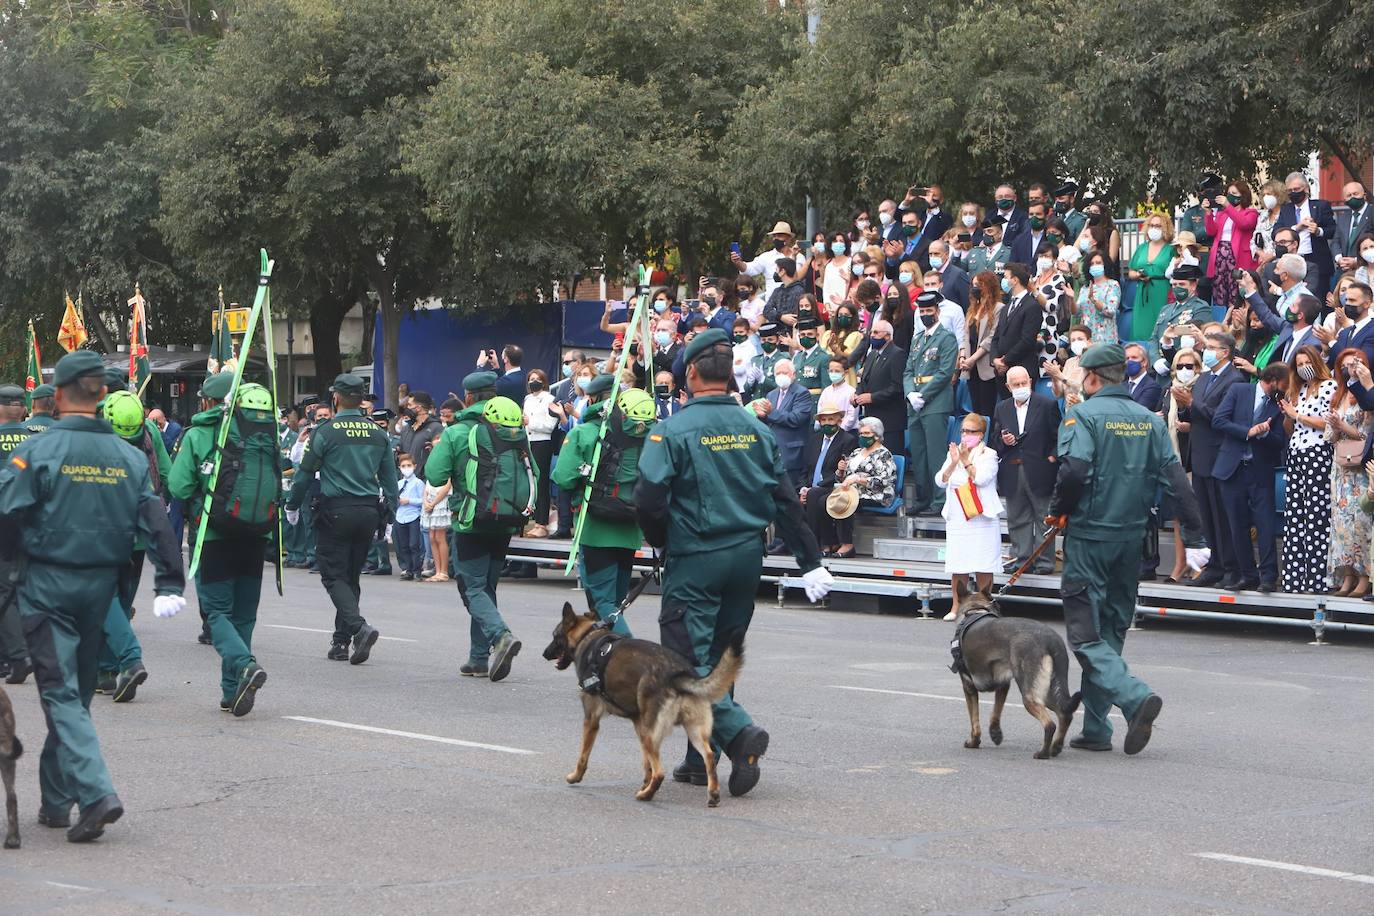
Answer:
[
  {"left": 1062, "top": 209, "right": 1088, "bottom": 243},
  {"left": 792, "top": 345, "right": 830, "bottom": 396},
  {"left": 634, "top": 394, "right": 822, "bottom": 570},
  {"left": 166, "top": 407, "right": 227, "bottom": 542},
  {"left": 903, "top": 324, "right": 959, "bottom": 412},
  {"left": 1178, "top": 205, "right": 1212, "bottom": 248},
  {"left": 287, "top": 408, "right": 397, "bottom": 513},
  {"left": 0, "top": 415, "right": 184, "bottom": 593},
  {"left": 1055, "top": 385, "right": 1184, "bottom": 542},
  {"left": 967, "top": 243, "right": 1010, "bottom": 276},
  {"left": 1150, "top": 295, "right": 1209, "bottom": 349},
  {"left": 24, "top": 414, "right": 54, "bottom": 433},
  {"left": 0, "top": 421, "right": 33, "bottom": 458},
  {"left": 748, "top": 349, "right": 783, "bottom": 400},
  {"left": 551, "top": 401, "right": 643, "bottom": 550}
]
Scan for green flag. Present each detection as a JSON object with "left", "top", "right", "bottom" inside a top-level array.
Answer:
[{"left": 209, "top": 286, "right": 234, "bottom": 372}]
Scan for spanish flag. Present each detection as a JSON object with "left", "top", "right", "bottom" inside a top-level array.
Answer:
[{"left": 57, "top": 291, "right": 88, "bottom": 353}]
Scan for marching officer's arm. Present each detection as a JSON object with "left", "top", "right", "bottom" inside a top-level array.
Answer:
[
  {"left": 1047, "top": 416, "right": 1093, "bottom": 520},
  {"left": 166, "top": 427, "right": 207, "bottom": 502},
  {"left": 148, "top": 421, "right": 173, "bottom": 488},
  {"left": 286, "top": 426, "right": 327, "bottom": 510},
  {"left": 423, "top": 427, "right": 455, "bottom": 489},
  {"left": 633, "top": 428, "right": 674, "bottom": 549},
  {"left": 0, "top": 446, "right": 45, "bottom": 542},
  {"left": 375, "top": 432, "right": 399, "bottom": 516},
  {"left": 767, "top": 439, "right": 824, "bottom": 572},
  {"left": 134, "top": 466, "right": 186, "bottom": 597},
  {"left": 550, "top": 426, "right": 589, "bottom": 492}
]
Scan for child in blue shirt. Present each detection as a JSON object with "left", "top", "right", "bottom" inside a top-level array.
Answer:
[{"left": 394, "top": 453, "right": 426, "bottom": 580}]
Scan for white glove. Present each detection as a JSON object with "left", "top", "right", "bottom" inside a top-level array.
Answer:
[
  {"left": 907, "top": 392, "right": 924, "bottom": 411},
  {"left": 385, "top": 524, "right": 393, "bottom": 543},
  {"left": 1185, "top": 548, "right": 1212, "bottom": 572},
  {"left": 1153, "top": 358, "right": 1170, "bottom": 375},
  {"left": 802, "top": 566, "right": 835, "bottom": 603},
  {"left": 285, "top": 508, "right": 300, "bottom": 526},
  {"left": 152, "top": 595, "right": 186, "bottom": 619}
]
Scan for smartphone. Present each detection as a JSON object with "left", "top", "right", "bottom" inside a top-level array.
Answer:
[
  {"left": 799, "top": 240, "right": 812, "bottom": 254},
  {"left": 956, "top": 232, "right": 972, "bottom": 242},
  {"left": 730, "top": 241, "right": 742, "bottom": 258},
  {"left": 684, "top": 298, "right": 701, "bottom": 311}
]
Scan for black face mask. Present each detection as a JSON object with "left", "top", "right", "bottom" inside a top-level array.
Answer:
[
  {"left": 655, "top": 384, "right": 670, "bottom": 399},
  {"left": 702, "top": 294, "right": 717, "bottom": 307},
  {"left": 1087, "top": 212, "right": 1104, "bottom": 226},
  {"left": 771, "top": 272, "right": 781, "bottom": 283},
  {"left": 920, "top": 313, "right": 938, "bottom": 329},
  {"left": 1289, "top": 190, "right": 1307, "bottom": 204},
  {"left": 772, "top": 238, "right": 786, "bottom": 251},
  {"left": 1345, "top": 304, "right": 1363, "bottom": 321},
  {"left": 864, "top": 299, "right": 879, "bottom": 312},
  {"left": 1274, "top": 242, "right": 1292, "bottom": 255},
  {"left": 528, "top": 380, "right": 544, "bottom": 392}
]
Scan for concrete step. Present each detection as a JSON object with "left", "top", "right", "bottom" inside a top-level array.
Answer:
[{"left": 871, "top": 538, "right": 947, "bottom": 563}]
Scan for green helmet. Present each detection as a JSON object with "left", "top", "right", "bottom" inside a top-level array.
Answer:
[
  {"left": 236, "top": 382, "right": 274, "bottom": 420},
  {"left": 483, "top": 396, "right": 523, "bottom": 428},
  {"left": 618, "top": 388, "right": 656, "bottom": 424},
  {"left": 103, "top": 390, "right": 144, "bottom": 439}
]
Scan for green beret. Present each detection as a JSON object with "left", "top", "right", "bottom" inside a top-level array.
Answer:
[
  {"left": 53, "top": 351, "right": 106, "bottom": 387},
  {"left": 683, "top": 328, "right": 730, "bottom": 365},
  {"left": 0, "top": 385, "right": 25, "bottom": 405},
  {"left": 330, "top": 373, "right": 366, "bottom": 397},
  {"left": 584, "top": 374, "right": 615, "bottom": 396},
  {"left": 103, "top": 366, "right": 129, "bottom": 392},
  {"left": 462, "top": 370, "right": 498, "bottom": 393},
  {"left": 199, "top": 372, "right": 235, "bottom": 400},
  {"left": 1079, "top": 342, "right": 1126, "bottom": 371},
  {"left": 31, "top": 384, "right": 54, "bottom": 399}
]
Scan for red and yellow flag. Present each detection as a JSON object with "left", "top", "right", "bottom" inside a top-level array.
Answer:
[
  {"left": 57, "top": 291, "right": 88, "bottom": 352},
  {"left": 129, "top": 284, "right": 150, "bottom": 393}
]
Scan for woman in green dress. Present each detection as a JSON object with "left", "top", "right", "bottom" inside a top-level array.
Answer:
[{"left": 1126, "top": 212, "right": 1175, "bottom": 341}]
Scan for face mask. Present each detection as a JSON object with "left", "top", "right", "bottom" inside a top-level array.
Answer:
[
  {"left": 653, "top": 300, "right": 669, "bottom": 314},
  {"left": 852, "top": 262, "right": 864, "bottom": 276},
  {"left": 996, "top": 198, "right": 1013, "bottom": 211},
  {"left": 1088, "top": 264, "right": 1106, "bottom": 279},
  {"left": 1180, "top": 335, "right": 1196, "bottom": 351},
  {"left": 771, "top": 272, "right": 781, "bottom": 284},
  {"left": 1126, "top": 358, "right": 1142, "bottom": 377},
  {"left": 401, "top": 467, "right": 414, "bottom": 478},
  {"left": 654, "top": 331, "right": 672, "bottom": 348},
  {"left": 825, "top": 370, "right": 845, "bottom": 386},
  {"left": 961, "top": 433, "right": 981, "bottom": 449},
  {"left": 928, "top": 254, "right": 944, "bottom": 270},
  {"left": 1262, "top": 193, "right": 1278, "bottom": 210},
  {"left": 902, "top": 225, "right": 919, "bottom": 237},
  {"left": 1226, "top": 193, "right": 1241, "bottom": 206},
  {"left": 772, "top": 238, "right": 786, "bottom": 251},
  {"left": 837, "top": 314, "right": 853, "bottom": 329},
  {"left": 737, "top": 288, "right": 752, "bottom": 299},
  {"left": 528, "top": 380, "right": 544, "bottom": 392},
  {"left": 702, "top": 294, "right": 717, "bottom": 308},
  {"left": 1340, "top": 292, "right": 1350, "bottom": 308},
  {"left": 1202, "top": 350, "right": 1219, "bottom": 369},
  {"left": 985, "top": 234, "right": 1001, "bottom": 247},
  {"left": 577, "top": 376, "right": 592, "bottom": 391},
  {"left": 830, "top": 242, "right": 846, "bottom": 256},
  {"left": 1344, "top": 304, "right": 1362, "bottom": 320},
  {"left": 1147, "top": 227, "right": 1164, "bottom": 242},
  {"left": 1172, "top": 285, "right": 1190, "bottom": 300},
  {"left": 1053, "top": 201, "right": 1068, "bottom": 214},
  {"left": 1070, "top": 339, "right": 1088, "bottom": 356},
  {"left": 1297, "top": 363, "right": 1316, "bottom": 382},
  {"left": 775, "top": 375, "right": 793, "bottom": 390},
  {"left": 898, "top": 271, "right": 913, "bottom": 284},
  {"left": 1047, "top": 234, "right": 1062, "bottom": 245},
  {"left": 1029, "top": 217, "right": 1046, "bottom": 230},
  {"left": 878, "top": 210, "right": 894, "bottom": 226},
  {"left": 871, "top": 337, "right": 887, "bottom": 351},
  {"left": 1347, "top": 197, "right": 1365, "bottom": 212},
  {"left": 856, "top": 219, "right": 871, "bottom": 230},
  {"left": 1011, "top": 387, "right": 1031, "bottom": 404},
  {"left": 732, "top": 333, "right": 747, "bottom": 344},
  {"left": 961, "top": 213, "right": 978, "bottom": 228},
  {"left": 1289, "top": 189, "right": 1307, "bottom": 204},
  {"left": 761, "top": 340, "right": 778, "bottom": 354},
  {"left": 655, "top": 384, "right": 670, "bottom": 398},
  {"left": 1362, "top": 249, "right": 1374, "bottom": 265},
  {"left": 800, "top": 335, "right": 817, "bottom": 348},
  {"left": 1275, "top": 242, "right": 1292, "bottom": 255},
  {"left": 562, "top": 363, "right": 573, "bottom": 379},
  {"left": 919, "top": 313, "right": 938, "bottom": 329},
  {"left": 1036, "top": 257, "right": 1054, "bottom": 273},
  {"left": 1000, "top": 278, "right": 1013, "bottom": 294},
  {"left": 858, "top": 435, "right": 876, "bottom": 448}
]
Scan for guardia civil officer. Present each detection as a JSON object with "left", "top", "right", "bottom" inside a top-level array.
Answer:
[
  {"left": 168, "top": 375, "right": 273, "bottom": 715},
  {"left": 26, "top": 383, "right": 57, "bottom": 431},
  {"left": 1047, "top": 343, "right": 1210, "bottom": 755},
  {"left": 0, "top": 351, "right": 186, "bottom": 842},
  {"left": 424, "top": 370, "right": 527, "bottom": 682},
  {"left": 0, "top": 384, "right": 35, "bottom": 684},
  {"left": 636, "top": 329, "right": 834, "bottom": 795},
  {"left": 284, "top": 374, "right": 397, "bottom": 664}
]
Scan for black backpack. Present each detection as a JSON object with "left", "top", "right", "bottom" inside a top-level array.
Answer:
[
  {"left": 586, "top": 407, "right": 647, "bottom": 524},
  {"left": 208, "top": 412, "right": 282, "bottom": 537}
]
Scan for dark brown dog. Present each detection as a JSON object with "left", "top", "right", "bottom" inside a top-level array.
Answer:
[
  {"left": 952, "top": 583, "right": 1081, "bottom": 759},
  {"left": 0, "top": 685, "right": 22, "bottom": 849},
  {"left": 543, "top": 602, "right": 743, "bottom": 807}
]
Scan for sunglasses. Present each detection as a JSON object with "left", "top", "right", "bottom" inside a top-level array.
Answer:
[{"left": 1177, "top": 364, "right": 1197, "bottom": 370}]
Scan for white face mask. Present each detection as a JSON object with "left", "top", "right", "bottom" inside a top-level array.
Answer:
[
  {"left": 401, "top": 467, "right": 415, "bottom": 479},
  {"left": 961, "top": 213, "right": 978, "bottom": 228},
  {"left": 856, "top": 219, "right": 870, "bottom": 230},
  {"left": 1175, "top": 368, "right": 1196, "bottom": 385},
  {"left": 1077, "top": 237, "right": 1092, "bottom": 252},
  {"left": 775, "top": 375, "right": 793, "bottom": 390},
  {"left": 1011, "top": 386, "right": 1031, "bottom": 404},
  {"left": 878, "top": 210, "right": 894, "bottom": 227},
  {"left": 1036, "top": 257, "right": 1054, "bottom": 274},
  {"left": 1147, "top": 227, "right": 1164, "bottom": 242},
  {"left": 1262, "top": 194, "right": 1278, "bottom": 210},
  {"left": 1362, "top": 248, "right": 1374, "bottom": 265},
  {"left": 1070, "top": 339, "right": 1088, "bottom": 356}
]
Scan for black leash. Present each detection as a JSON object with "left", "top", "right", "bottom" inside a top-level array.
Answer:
[{"left": 594, "top": 550, "right": 663, "bottom": 632}]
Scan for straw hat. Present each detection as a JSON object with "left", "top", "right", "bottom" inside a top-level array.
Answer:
[
  {"left": 769, "top": 221, "right": 795, "bottom": 237},
  {"left": 826, "top": 486, "right": 860, "bottom": 520}
]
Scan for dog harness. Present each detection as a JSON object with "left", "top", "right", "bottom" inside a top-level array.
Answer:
[
  {"left": 576, "top": 630, "right": 625, "bottom": 699},
  {"left": 948, "top": 609, "right": 997, "bottom": 675}
]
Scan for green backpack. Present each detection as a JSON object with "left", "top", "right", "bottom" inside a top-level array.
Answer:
[
  {"left": 207, "top": 412, "right": 282, "bottom": 537},
  {"left": 586, "top": 407, "right": 647, "bottom": 523},
  {"left": 455, "top": 418, "right": 536, "bottom": 532}
]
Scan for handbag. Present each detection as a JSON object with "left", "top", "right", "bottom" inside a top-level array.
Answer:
[
  {"left": 1334, "top": 436, "right": 1366, "bottom": 469},
  {"left": 954, "top": 480, "right": 984, "bottom": 521}
]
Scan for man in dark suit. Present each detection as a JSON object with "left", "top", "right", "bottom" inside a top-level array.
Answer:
[
  {"left": 754, "top": 358, "right": 814, "bottom": 489},
  {"left": 1212, "top": 363, "right": 1290, "bottom": 592},
  {"left": 653, "top": 370, "right": 681, "bottom": 421},
  {"left": 990, "top": 263, "right": 1040, "bottom": 396},
  {"left": 1278, "top": 172, "right": 1338, "bottom": 302},
  {"left": 651, "top": 317, "right": 682, "bottom": 377},
  {"left": 853, "top": 319, "right": 907, "bottom": 456},
  {"left": 891, "top": 185, "right": 953, "bottom": 273},
  {"left": 990, "top": 366, "right": 1061, "bottom": 574},
  {"left": 1008, "top": 200, "right": 1049, "bottom": 268},
  {"left": 1177, "top": 331, "right": 1246, "bottom": 587},
  {"left": 1239, "top": 273, "right": 1320, "bottom": 366},
  {"left": 927, "top": 239, "right": 970, "bottom": 308},
  {"left": 1123, "top": 343, "right": 1163, "bottom": 411},
  {"left": 490, "top": 345, "right": 528, "bottom": 402},
  {"left": 1334, "top": 180, "right": 1374, "bottom": 275},
  {"left": 994, "top": 182, "right": 1028, "bottom": 249},
  {"left": 1327, "top": 281, "right": 1374, "bottom": 368},
  {"left": 799, "top": 404, "right": 860, "bottom": 554}
]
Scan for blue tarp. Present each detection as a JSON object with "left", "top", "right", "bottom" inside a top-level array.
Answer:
[{"left": 561, "top": 299, "right": 619, "bottom": 349}]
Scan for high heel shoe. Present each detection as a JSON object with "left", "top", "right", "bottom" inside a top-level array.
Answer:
[
  {"left": 1350, "top": 581, "right": 1371, "bottom": 599},
  {"left": 834, "top": 547, "right": 857, "bottom": 559}
]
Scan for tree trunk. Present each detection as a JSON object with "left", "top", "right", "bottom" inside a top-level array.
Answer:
[
  {"left": 359, "top": 295, "right": 377, "bottom": 371},
  {"left": 309, "top": 293, "right": 346, "bottom": 391},
  {"left": 85, "top": 299, "right": 117, "bottom": 353},
  {"left": 366, "top": 259, "right": 404, "bottom": 409}
]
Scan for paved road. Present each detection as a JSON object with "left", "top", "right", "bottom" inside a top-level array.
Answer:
[{"left": 1, "top": 566, "right": 1371, "bottom": 915}]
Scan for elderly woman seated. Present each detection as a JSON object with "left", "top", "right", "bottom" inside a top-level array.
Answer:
[{"left": 802, "top": 415, "right": 897, "bottom": 558}]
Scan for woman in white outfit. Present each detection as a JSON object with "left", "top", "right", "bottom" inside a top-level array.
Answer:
[{"left": 936, "top": 412, "right": 1003, "bottom": 620}]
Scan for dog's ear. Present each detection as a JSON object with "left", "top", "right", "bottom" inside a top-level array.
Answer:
[
  {"left": 561, "top": 602, "right": 577, "bottom": 625},
  {"left": 955, "top": 577, "right": 969, "bottom": 599},
  {"left": 978, "top": 583, "right": 992, "bottom": 599}
]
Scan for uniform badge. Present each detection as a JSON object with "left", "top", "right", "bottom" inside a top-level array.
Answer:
[
  {"left": 649, "top": 434, "right": 663, "bottom": 442},
  {"left": 7, "top": 456, "right": 25, "bottom": 470},
  {"left": 1063, "top": 418, "right": 1076, "bottom": 427}
]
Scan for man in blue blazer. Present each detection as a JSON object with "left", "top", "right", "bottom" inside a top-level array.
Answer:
[
  {"left": 1278, "top": 173, "right": 1339, "bottom": 302},
  {"left": 1123, "top": 343, "right": 1164, "bottom": 411},
  {"left": 1333, "top": 180, "right": 1374, "bottom": 274},
  {"left": 1327, "top": 281, "right": 1374, "bottom": 369},
  {"left": 1008, "top": 200, "right": 1049, "bottom": 268},
  {"left": 1211, "top": 363, "right": 1290, "bottom": 592},
  {"left": 489, "top": 345, "right": 528, "bottom": 402},
  {"left": 927, "top": 239, "right": 971, "bottom": 308},
  {"left": 754, "top": 358, "right": 815, "bottom": 490},
  {"left": 993, "top": 182, "right": 1029, "bottom": 249}
]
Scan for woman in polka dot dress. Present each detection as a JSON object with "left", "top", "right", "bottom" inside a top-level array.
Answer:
[
  {"left": 1029, "top": 242, "right": 1073, "bottom": 392},
  {"left": 1276, "top": 346, "right": 1336, "bottom": 593}
]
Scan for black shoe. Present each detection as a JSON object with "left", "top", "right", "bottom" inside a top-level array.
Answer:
[
  {"left": 550, "top": 529, "right": 572, "bottom": 540},
  {"left": 37, "top": 808, "right": 71, "bottom": 829},
  {"left": 67, "top": 794, "right": 123, "bottom": 843},
  {"left": 1218, "top": 576, "right": 1241, "bottom": 590},
  {"left": 1124, "top": 693, "right": 1163, "bottom": 756},
  {"left": 308, "top": 565, "right": 320, "bottom": 575},
  {"left": 1258, "top": 580, "right": 1276, "bottom": 594},
  {"left": 231, "top": 663, "right": 267, "bottom": 717},
  {"left": 361, "top": 565, "right": 378, "bottom": 575},
  {"left": 1138, "top": 570, "right": 1157, "bottom": 582},
  {"left": 1233, "top": 578, "right": 1260, "bottom": 592},
  {"left": 112, "top": 662, "right": 147, "bottom": 703},
  {"left": 219, "top": 700, "right": 232, "bottom": 713},
  {"left": 1003, "top": 559, "right": 1026, "bottom": 574},
  {"left": 1069, "top": 735, "right": 1112, "bottom": 752},
  {"left": 198, "top": 627, "right": 212, "bottom": 645},
  {"left": 459, "top": 662, "right": 489, "bottom": 677},
  {"left": 726, "top": 725, "right": 769, "bottom": 797},
  {"left": 4, "top": 657, "right": 32, "bottom": 685},
  {"left": 95, "top": 671, "right": 117, "bottom": 695},
  {"left": 350, "top": 625, "right": 380, "bottom": 665},
  {"left": 672, "top": 761, "right": 708, "bottom": 786},
  {"left": 374, "top": 568, "right": 392, "bottom": 576},
  {"left": 488, "top": 632, "right": 521, "bottom": 682},
  {"left": 1189, "top": 572, "right": 1224, "bottom": 588},
  {"left": 327, "top": 640, "right": 350, "bottom": 661},
  {"left": 399, "top": 572, "right": 414, "bottom": 582}
]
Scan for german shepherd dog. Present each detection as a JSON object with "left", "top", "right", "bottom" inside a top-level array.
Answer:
[
  {"left": 0, "top": 685, "right": 22, "bottom": 848},
  {"left": 543, "top": 603, "right": 743, "bottom": 807},
  {"left": 953, "top": 583, "right": 1082, "bottom": 759}
]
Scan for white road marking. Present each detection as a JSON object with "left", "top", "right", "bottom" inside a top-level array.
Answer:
[
  {"left": 263, "top": 624, "right": 417, "bottom": 643},
  {"left": 1194, "top": 853, "right": 1374, "bottom": 885},
  {"left": 45, "top": 882, "right": 95, "bottom": 891},
  {"left": 283, "top": 716, "right": 537, "bottom": 755},
  {"left": 828, "top": 684, "right": 1123, "bottom": 720}
]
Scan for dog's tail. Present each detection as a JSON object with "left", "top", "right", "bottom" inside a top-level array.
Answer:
[
  {"left": 1049, "top": 641, "right": 1081, "bottom": 719},
  {"left": 672, "top": 632, "right": 744, "bottom": 702}
]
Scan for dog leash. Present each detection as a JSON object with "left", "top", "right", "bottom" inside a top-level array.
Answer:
[
  {"left": 595, "top": 550, "right": 663, "bottom": 632},
  {"left": 994, "top": 525, "right": 1060, "bottom": 600}
]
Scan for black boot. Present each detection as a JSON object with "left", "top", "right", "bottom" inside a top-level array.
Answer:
[
  {"left": 67, "top": 794, "right": 123, "bottom": 843},
  {"left": 672, "top": 760, "right": 707, "bottom": 786},
  {"left": 726, "top": 726, "right": 769, "bottom": 797}
]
